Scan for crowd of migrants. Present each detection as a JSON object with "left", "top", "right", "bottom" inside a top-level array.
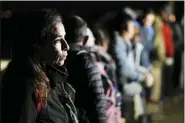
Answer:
[{"left": 1, "top": 5, "right": 184, "bottom": 123}]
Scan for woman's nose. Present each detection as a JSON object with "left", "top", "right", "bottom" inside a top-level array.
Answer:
[{"left": 62, "top": 39, "right": 70, "bottom": 51}]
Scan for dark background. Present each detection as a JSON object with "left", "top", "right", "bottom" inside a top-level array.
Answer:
[
  {"left": 1, "top": 1, "right": 184, "bottom": 21},
  {"left": 0, "top": 1, "right": 184, "bottom": 59}
]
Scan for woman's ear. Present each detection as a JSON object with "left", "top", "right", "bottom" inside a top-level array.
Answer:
[{"left": 83, "top": 36, "right": 89, "bottom": 46}]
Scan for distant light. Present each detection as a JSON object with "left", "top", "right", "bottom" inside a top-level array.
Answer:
[{"left": 0, "top": 60, "right": 10, "bottom": 72}]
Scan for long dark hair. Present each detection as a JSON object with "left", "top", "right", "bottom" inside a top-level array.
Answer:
[{"left": 10, "top": 9, "right": 62, "bottom": 107}]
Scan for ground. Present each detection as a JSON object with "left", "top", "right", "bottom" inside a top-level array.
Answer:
[{"left": 155, "top": 95, "right": 184, "bottom": 123}]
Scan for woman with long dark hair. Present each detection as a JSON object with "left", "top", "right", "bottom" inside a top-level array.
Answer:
[{"left": 1, "top": 9, "right": 78, "bottom": 123}]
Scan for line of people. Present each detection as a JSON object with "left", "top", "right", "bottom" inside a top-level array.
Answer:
[{"left": 1, "top": 5, "right": 184, "bottom": 123}]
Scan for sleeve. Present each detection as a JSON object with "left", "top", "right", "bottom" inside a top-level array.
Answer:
[
  {"left": 81, "top": 53, "right": 107, "bottom": 123},
  {"left": 155, "top": 35, "right": 166, "bottom": 63},
  {"left": 174, "top": 23, "right": 184, "bottom": 48},
  {"left": 114, "top": 39, "right": 145, "bottom": 83}
]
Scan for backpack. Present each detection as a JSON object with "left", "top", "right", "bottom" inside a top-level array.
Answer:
[{"left": 77, "top": 50, "right": 121, "bottom": 123}]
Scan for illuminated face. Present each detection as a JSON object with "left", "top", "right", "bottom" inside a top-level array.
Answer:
[
  {"left": 127, "top": 21, "right": 135, "bottom": 40},
  {"left": 41, "top": 22, "right": 69, "bottom": 66},
  {"left": 145, "top": 14, "right": 155, "bottom": 27}
]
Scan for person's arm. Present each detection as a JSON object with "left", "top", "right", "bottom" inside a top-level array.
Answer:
[
  {"left": 82, "top": 53, "right": 107, "bottom": 123},
  {"left": 154, "top": 34, "right": 166, "bottom": 63},
  {"left": 174, "top": 23, "right": 183, "bottom": 48},
  {"left": 140, "top": 49, "right": 152, "bottom": 69}
]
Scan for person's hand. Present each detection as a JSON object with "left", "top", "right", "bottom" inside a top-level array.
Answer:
[
  {"left": 143, "top": 72, "right": 154, "bottom": 87},
  {"left": 120, "top": 117, "right": 126, "bottom": 123},
  {"left": 145, "top": 73, "right": 154, "bottom": 87},
  {"left": 165, "top": 57, "right": 174, "bottom": 66}
]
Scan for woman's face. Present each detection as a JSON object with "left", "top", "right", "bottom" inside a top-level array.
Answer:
[{"left": 40, "top": 22, "right": 69, "bottom": 66}]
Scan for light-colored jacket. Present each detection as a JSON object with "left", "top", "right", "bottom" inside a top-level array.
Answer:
[{"left": 112, "top": 33, "right": 145, "bottom": 84}]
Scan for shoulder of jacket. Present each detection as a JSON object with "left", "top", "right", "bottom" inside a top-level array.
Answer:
[
  {"left": 77, "top": 50, "right": 89, "bottom": 55},
  {"left": 77, "top": 49, "right": 96, "bottom": 59}
]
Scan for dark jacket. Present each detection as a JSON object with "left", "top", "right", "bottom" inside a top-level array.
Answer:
[
  {"left": 65, "top": 43, "right": 107, "bottom": 123},
  {"left": 169, "top": 22, "right": 183, "bottom": 49},
  {"left": 1, "top": 61, "right": 78, "bottom": 123}
]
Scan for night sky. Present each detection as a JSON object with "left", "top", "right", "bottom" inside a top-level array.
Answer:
[{"left": 0, "top": 1, "right": 184, "bottom": 59}]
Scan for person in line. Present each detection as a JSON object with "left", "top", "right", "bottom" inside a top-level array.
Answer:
[
  {"left": 108, "top": 12, "right": 149, "bottom": 123},
  {"left": 140, "top": 9, "right": 155, "bottom": 69},
  {"left": 92, "top": 26, "right": 117, "bottom": 86},
  {"left": 1, "top": 9, "right": 78, "bottom": 123},
  {"left": 161, "top": 6, "right": 175, "bottom": 98},
  {"left": 150, "top": 15, "right": 166, "bottom": 104},
  {"left": 64, "top": 15, "right": 107, "bottom": 123},
  {"left": 91, "top": 26, "right": 125, "bottom": 123}
]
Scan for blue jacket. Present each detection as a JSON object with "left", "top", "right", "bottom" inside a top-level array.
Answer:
[
  {"left": 140, "top": 26, "right": 155, "bottom": 53},
  {"left": 140, "top": 26, "right": 154, "bottom": 68}
]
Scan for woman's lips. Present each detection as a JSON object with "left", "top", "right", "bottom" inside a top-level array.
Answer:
[{"left": 61, "top": 56, "right": 66, "bottom": 60}]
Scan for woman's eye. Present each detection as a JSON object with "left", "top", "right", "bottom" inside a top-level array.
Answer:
[{"left": 54, "top": 40, "right": 60, "bottom": 44}]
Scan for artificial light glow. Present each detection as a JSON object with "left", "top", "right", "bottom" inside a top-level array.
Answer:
[{"left": 0, "top": 60, "right": 10, "bottom": 72}]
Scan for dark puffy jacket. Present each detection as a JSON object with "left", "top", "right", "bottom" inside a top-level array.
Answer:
[
  {"left": 65, "top": 43, "right": 107, "bottom": 123},
  {"left": 1, "top": 61, "right": 78, "bottom": 123},
  {"left": 91, "top": 46, "right": 117, "bottom": 86}
]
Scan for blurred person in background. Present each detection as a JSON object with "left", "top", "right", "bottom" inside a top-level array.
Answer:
[
  {"left": 131, "top": 21, "right": 154, "bottom": 123},
  {"left": 161, "top": 6, "right": 175, "bottom": 98},
  {"left": 167, "top": 13, "right": 184, "bottom": 95},
  {"left": 181, "top": 15, "right": 184, "bottom": 31},
  {"left": 1, "top": 9, "right": 78, "bottom": 123},
  {"left": 180, "top": 15, "right": 184, "bottom": 91},
  {"left": 150, "top": 15, "right": 166, "bottom": 104},
  {"left": 92, "top": 25, "right": 117, "bottom": 86},
  {"left": 132, "top": 22, "right": 153, "bottom": 79},
  {"left": 146, "top": 15, "right": 166, "bottom": 120},
  {"left": 91, "top": 25, "right": 125, "bottom": 123},
  {"left": 123, "top": 7, "right": 143, "bottom": 30},
  {"left": 108, "top": 11, "right": 150, "bottom": 123},
  {"left": 138, "top": 12, "right": 155, "bottom": 113},
  {"left": 64, "top": 15, "right": 107, "bottom": 123},
  {"left": 140, "top": 9, "right": 155, "bottom": 68}
]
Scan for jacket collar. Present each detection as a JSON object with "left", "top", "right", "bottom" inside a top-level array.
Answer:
[{"left": 45, "top": 64, "right": 68, "bottom": 88}]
